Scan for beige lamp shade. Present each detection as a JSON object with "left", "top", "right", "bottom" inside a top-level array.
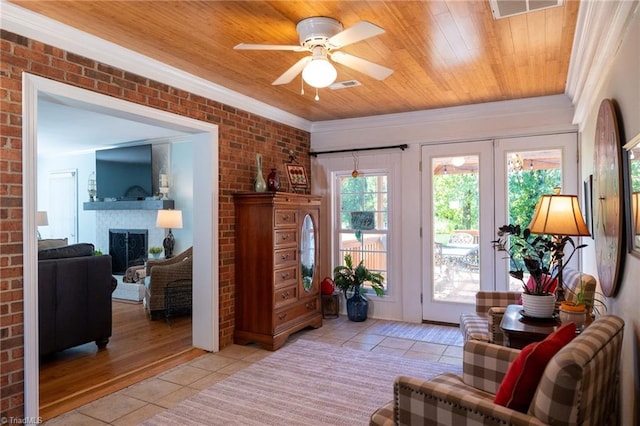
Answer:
[
  {"left": 37, "top": 211, "right": 49, "bottom": 226},
  {"left": 528, "top": 192, "right": 590, "bottom": 237},
  {"left": 156, "top": 209, "right": 183, "bottom": 229}
]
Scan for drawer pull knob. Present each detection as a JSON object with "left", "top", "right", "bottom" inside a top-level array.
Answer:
[
  {"left": 282, "top": 214, "right": 290, "bottom": 221},
  {"left": 306, "top": 302, "right": 314, "bottom": 310},
  {"left": 281, "top": 272, "right": 290, "bottom": 279},
  {"left": 282, "top": 292, "right": 289, "bottom": 299},
  {"left": 278, "top": 313, "right": 287, "bottom": 320},
  {"left": 281, "top": 234, "right": 289, "bottom": 240},
  {"left": 281, "top": 254, "right": 290, "bottom": 260}
]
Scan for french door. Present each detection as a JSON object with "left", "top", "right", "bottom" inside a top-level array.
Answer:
[{"left": 421, "top": 133, "right": 578, "bottom": 323}]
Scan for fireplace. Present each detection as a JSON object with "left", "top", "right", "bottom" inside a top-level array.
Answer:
[{"left": 109, "top": 229, "right": 148, "bottom": 274}]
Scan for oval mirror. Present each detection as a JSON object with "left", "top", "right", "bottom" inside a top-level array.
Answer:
[
  {"left": 624, "top": 131, "right": 640, "bottom": 257},
  {"left": 300, "top": 214, "right": 315, "bottom": 292}
]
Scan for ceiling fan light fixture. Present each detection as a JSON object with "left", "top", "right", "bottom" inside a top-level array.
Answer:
[{"left": 302, "top": 57, "right": 337, "bottom": 88}]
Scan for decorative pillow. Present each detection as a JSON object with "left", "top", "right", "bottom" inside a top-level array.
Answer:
[
  {"left": 38, "top": 238, "right": 68, "bottom": 251},
  {"left": 38, "top": 243, "right": 95, "bottom": 260},
  {"left": 494, "top": 322, "right": 576, "bottom": 412}
]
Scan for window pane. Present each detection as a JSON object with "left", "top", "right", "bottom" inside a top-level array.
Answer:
[
  {"left": 506, "top": 149, "right": 562, "bottom": 290},
  {"left": 432, "top": 155, "right": 480, "bottom": 303},
  {"left": 337, "top": 173, "right": 389, "bottom": 294}
]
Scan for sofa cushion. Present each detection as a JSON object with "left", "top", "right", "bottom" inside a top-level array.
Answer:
[
  {"left": 494, "top": 322, "right": 576, "bottom": 412},
  {"left": 38, "top": 238, "right": 68, "bottom": 251},
  {"left": 38, "top": 243, "right": 95, "bottom": 260}
]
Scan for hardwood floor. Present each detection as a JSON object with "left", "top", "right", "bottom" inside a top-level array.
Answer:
[{"left": 39, "top": 300, "right": 202, "bottom": 420}]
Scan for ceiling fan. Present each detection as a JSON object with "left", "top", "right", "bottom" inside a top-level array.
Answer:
[{"left": 234, "top": 17, "right": 393, "bottom": 95}]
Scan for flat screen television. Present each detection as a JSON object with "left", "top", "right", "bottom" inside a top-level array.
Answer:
[{"left": 96, "top": 144, "right": 153, "bottom": 200}]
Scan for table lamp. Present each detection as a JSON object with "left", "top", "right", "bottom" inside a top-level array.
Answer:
[
  {"left": 37, "top": 211, "right": 48, "bottom": 239},
  {"left": 156, "top": 209, "right": 182, "bottom": 258},
  {"left": 527, "top": 188, "right": 590, "bottom": 301}
]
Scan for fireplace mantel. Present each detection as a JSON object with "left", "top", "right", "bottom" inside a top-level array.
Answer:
[{"left": 83, "top": 200, "right": 175, "bottom": 211}]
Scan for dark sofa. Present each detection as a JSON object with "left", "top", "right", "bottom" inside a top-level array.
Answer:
[{"left": 38, "top": 243, "right": 117, "bottom": 356}]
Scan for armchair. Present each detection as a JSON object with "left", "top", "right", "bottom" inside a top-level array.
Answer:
[
  {"left": 144, "top": 246, "right": 193, "bottom": 320},
  {"left": 460, "top": 268, "right": 597, "bottom": 346},
  {"left": 460, "top": 291, "right": 521, "bottom": 345},
  {"left": 371, "top": 315, "right": 624, "bottom": 426}
]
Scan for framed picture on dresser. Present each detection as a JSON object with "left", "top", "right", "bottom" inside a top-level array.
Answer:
[{"left": 286, "top": 164, "right": 309, "bottom": 190}]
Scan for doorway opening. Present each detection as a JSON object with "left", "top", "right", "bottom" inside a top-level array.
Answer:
[{"left": 23, "top": 74, "right": 219, "bottom": 418}]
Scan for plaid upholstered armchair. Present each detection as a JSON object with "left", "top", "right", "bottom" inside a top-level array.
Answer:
[
  {"left": 459, "top": 268, "right": 597, "bottom": 346},
  {"left": 460, "top": 291, "right": 522, "bottom": 345},
  {"left": 370, "top": 315, "right": 624, "bottom": 425},
  {"left": 144, "top": 246, "right": 193, "bottom": 320}
]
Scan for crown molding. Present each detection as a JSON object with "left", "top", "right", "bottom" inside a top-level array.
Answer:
[
  {"left": 566, "top": 0, "right": 639, "bottom": 129},
  {"left": 0, "top": 1, "right": 312, "bottom": 132},
  {"left": 311, "top": 94, "right": 575, "bottom": 134}
]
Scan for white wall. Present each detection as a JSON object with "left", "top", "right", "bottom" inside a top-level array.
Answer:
[
  {"left": 311, "top": 94, "right": 578, "bottom": 323},
  {"left": 169, "top": 139, "right": 194, "bottom": 254},
  {"left": 578, "top": 10, "right": 640, "bottom": 425},
  {"left": 37, "top": 151, "right": 95, "bottom": 242}
]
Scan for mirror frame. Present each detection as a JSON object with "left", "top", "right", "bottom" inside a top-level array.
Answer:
[{"left": 623, "top": 131, "right": 640, "bottom": 258}]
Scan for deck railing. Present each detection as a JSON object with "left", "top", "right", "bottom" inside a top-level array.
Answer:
[{"left": 341, "top": 236, "right": 386, "bottom": 272}]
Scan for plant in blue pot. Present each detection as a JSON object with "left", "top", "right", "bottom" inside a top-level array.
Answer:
[{"left": 333, "top": 253, "right": 384, "bottom": 322}]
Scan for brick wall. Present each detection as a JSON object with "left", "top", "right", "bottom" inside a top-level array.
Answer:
[{"left": 0, "top": 29, "right": 311, "bottom": 419}]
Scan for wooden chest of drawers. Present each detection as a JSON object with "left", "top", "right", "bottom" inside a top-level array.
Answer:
[{"left": 234, "top": 192, "right": 322, "bottom": 350}]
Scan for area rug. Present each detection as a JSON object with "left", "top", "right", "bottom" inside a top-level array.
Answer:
[
  {"left": 367, "top": 322, "right": 464, "bottom": 346},
  {"left": 143, "top": 339, "right": 461, "bottom": 425}
]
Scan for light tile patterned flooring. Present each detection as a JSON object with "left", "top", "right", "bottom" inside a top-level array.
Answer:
[{"left": 44, "top": 316, "right": 463, "bottom": 425}]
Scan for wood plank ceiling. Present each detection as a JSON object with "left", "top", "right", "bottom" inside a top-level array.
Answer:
[{"left": 10, "top": 0, "right": 580, "bottom": 122}]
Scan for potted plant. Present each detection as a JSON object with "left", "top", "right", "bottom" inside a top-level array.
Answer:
[
  {"left": 332, "top": 253, "right": 384, "bottom": 322},
  {"left": 492, "top": 224, "right": 586, "bottom": 318},
  {"left": 149, "top": 246, "right": 163, "bottom": 259},
  {"left": 560, "top": 283, "right": 607, "bottom": 329}
]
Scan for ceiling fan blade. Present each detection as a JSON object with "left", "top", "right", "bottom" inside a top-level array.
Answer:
[
  {"left": 234, "top": 43, "right": 306, "bottom": 52},
  {"left": 327, "top": 21, "right": 385, "bottom": 49},
  {"left": 272, "top": 56, "right": 312, "bottom": 85},
  {"left": 330, "top": 51, "right": 393, "bottom": 80}
]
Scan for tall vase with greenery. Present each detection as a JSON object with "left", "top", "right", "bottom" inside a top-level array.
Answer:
[
  {"left": 492, "top": 224, "right": 586, "bottom": 317},
  {"left": 333, "top": 253, "right": 384, "bottom": 322}
]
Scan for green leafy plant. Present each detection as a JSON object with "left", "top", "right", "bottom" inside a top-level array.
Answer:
[
  {"left": 93, "top": 249, "right": 103, "bottom": 256},
  {"left": 492, "top": 224, "right": 586, "bottom": 295},
  {"left": 332, "top": 253, "right": 385, "bottom": 298},
  {"left": 149, "top": 246, "right": 163, "bottom": 255},
  {"left": 563, "top": 282, "right": 608, "bottom": 315}
]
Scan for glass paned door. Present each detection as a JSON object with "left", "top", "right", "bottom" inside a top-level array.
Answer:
[
  {"left": 422, "top": 141, "right": 494, "bottom": 323},
  {"left": 494, "top": 134, "right": 579, "bottom": 292},
  {"left": 432, "top": 155, "right": 480, "bottom": 303},
  {"left": 421, "top": 134, "right": 578, "bottom": 323},
  {"left": 504, "top": 149, "right": 563, "bottom": 290}
]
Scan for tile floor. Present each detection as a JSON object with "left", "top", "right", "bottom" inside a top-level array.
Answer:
[{"left": 44, "top": 316, "right": 463, "bottom": 425}]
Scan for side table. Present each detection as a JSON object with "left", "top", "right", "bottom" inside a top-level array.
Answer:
[
  {"left": 500, "top": 304, "right": 559, "bottom": 349},
  {"left": 322, "top": 293, "right": 340, "bottom": 319}
]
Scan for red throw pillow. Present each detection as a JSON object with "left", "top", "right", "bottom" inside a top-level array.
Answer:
[{"left": 494, "top": 322, "right": 576, "bottom": 413}]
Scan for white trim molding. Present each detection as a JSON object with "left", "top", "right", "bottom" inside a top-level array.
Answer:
[
  {"left": 1, "top": 0, "right": 312, "bottom": 132},
  {"left": 22, "top": 73, "right": 220, "bottom": 419},
  {"left": 311, "top": 94, "right": 577, "bottom": 150},
  {"left": 566, "top": 0, "right": 640, "bottom": 129}
]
